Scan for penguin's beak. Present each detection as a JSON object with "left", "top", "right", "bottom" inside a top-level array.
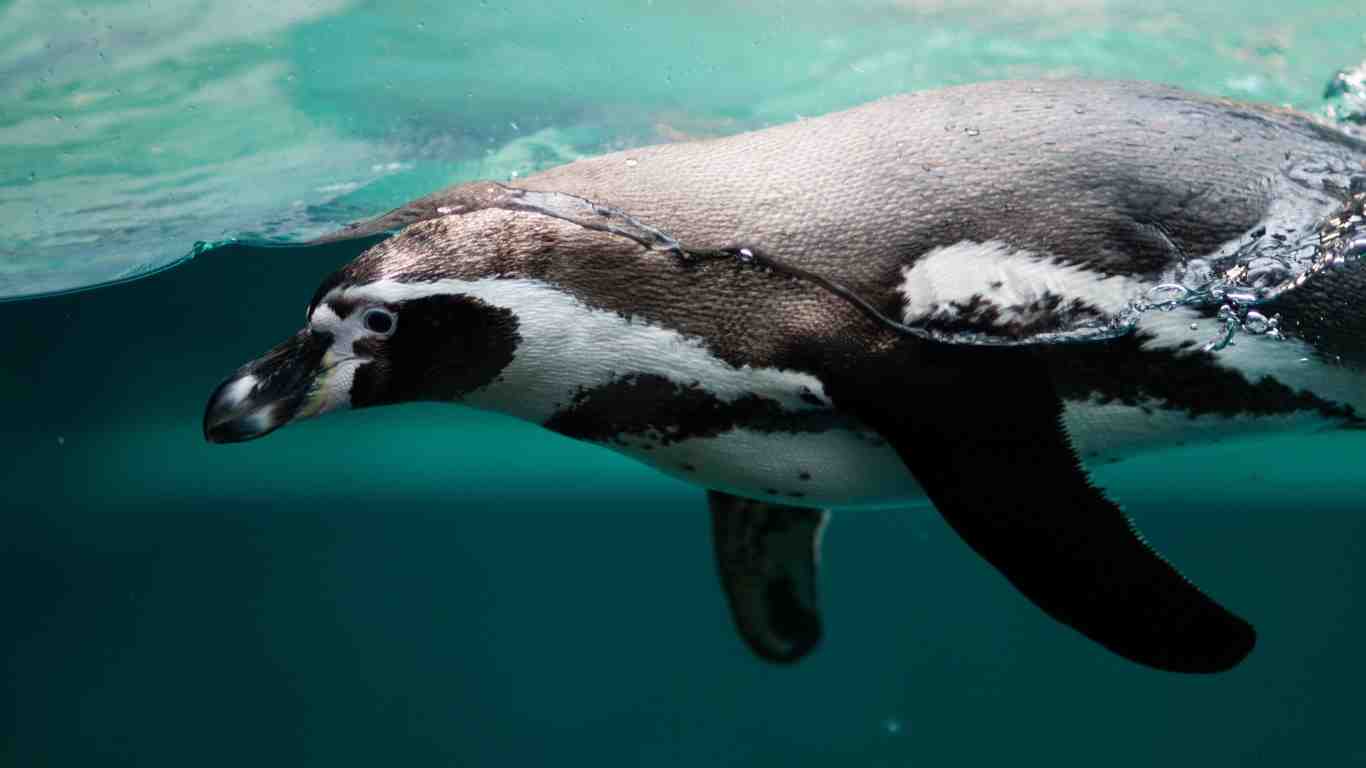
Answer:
[{"left": 203, "top": 330, "right": 333, "bottom": 443}]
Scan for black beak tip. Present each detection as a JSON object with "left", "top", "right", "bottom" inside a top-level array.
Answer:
[
  {"left": 204, "top": 330, "right": 327, "bottom": 444},
  {"left": 204, "top": 381, "right": 237, "bottom": 443},
  {"left": 203, "top": 415, "right": 244, "bottom": 444},
  {"left": 203, "top": 420, "right": 262, "bottom": 444}
]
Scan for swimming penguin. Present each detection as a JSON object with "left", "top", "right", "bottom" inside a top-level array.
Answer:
[{"left": 204, "top": 79, "right": 1366, "bottom": 674}]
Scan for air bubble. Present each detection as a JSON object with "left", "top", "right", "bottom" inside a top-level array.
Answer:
[
  {"left": 1144, "top": 283, "right": 1188, "bottom": 306},
  {"left": 1244, "top": 310, "right": 1271, "bottom": 333},
  {"left": 1203, "top": 305, "right": 1242, "bottom": 352}
]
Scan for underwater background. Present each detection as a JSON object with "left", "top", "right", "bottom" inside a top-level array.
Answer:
[{"left": 4, "top": 1, "right": 1366, "bottom": 765}]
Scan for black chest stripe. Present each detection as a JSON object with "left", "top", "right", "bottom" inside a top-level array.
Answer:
[{"left": 542, "top": 373, "right": 846, "bottom": 446}]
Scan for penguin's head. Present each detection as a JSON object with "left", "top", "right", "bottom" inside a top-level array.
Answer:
[{"left": 203, "top": 256, "right": 521, "bottom": 444}]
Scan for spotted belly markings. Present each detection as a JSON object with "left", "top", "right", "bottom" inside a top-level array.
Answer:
[
  {"left": 543, "top": 372, "right": 924, "bottom": 508},
  {"left": 542, "top": 373, "right": 845, "bottom": 446}
]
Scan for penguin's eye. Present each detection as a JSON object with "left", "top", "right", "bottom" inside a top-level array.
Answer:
[{"left": 362, "top": 307, "right": 397, "bottom": 336}]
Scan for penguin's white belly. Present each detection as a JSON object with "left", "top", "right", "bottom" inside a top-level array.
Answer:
[
  {"left": 606, "top": 427, "right": 925, "bottom": 509},
  {"left": 607, "top": 400, "right": 1339, "bottom": 510}
]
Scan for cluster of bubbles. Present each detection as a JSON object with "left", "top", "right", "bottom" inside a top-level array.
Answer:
[
  {"left": 1132, "top": 278, "right": 1284, "bottom": 353},
  {"left": 1129, "top": 184, "right": 1366, "bottom": 353},
  {"left": 1207, "top": 304, "right": 1283, "bottom": 352}
]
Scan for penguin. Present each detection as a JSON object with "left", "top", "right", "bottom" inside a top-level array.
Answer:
[{"left": 203, "top": 79, "right": 1366, "bottom": 674}]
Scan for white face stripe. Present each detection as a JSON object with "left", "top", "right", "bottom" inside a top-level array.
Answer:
[
  {"left": 899, "top": 240, "right": 1145, "bottom": 325},
  {"left": 337, "top": 277, "right": 832, "bottom": 424},
  {"left": 308, "top": 301, "right": 366, "bottom": 360},
  {"left": 309, "top": 302, "right": 342, "bottom": 327},
  {"left": 297, "top": 295, "right": 383, "bottom": 417}
]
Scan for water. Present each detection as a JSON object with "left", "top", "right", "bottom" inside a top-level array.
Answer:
[
  {"left": 5, "top": 0, "right": 1366, "bottom": 300},
  {"left": 5, "top": 2, "right": 1366, "bottom": 766}
]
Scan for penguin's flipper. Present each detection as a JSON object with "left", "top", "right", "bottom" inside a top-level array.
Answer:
[
  {"left": 827, "top": 344, "right": 1256, "bottom": 673},
  {"left": 709, "top": 490, "right": 828, "bottom": 664}
]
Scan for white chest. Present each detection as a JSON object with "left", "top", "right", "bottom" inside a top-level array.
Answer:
[{"left": 608, "top": 425, "right": 925, "bottom": 509}]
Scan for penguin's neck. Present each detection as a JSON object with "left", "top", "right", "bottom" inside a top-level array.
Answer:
[
  {"left": 449, "top": 276, "right": 607, "bottom": 424},
  {"left": 450, "top": 275, "right": 834, "bottom": 428}
]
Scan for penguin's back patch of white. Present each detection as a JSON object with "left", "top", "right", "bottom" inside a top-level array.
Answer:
[{"left": 898, "top": 240, "right": 1144, "bottom": 326}]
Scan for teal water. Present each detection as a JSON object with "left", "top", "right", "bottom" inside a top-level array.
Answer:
[
  {"left": 5, "top": 2, "right": 1366, "bottom": 766},
  {"left": 5, "top": 0, "right": 1366, "bottom": 300}
]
